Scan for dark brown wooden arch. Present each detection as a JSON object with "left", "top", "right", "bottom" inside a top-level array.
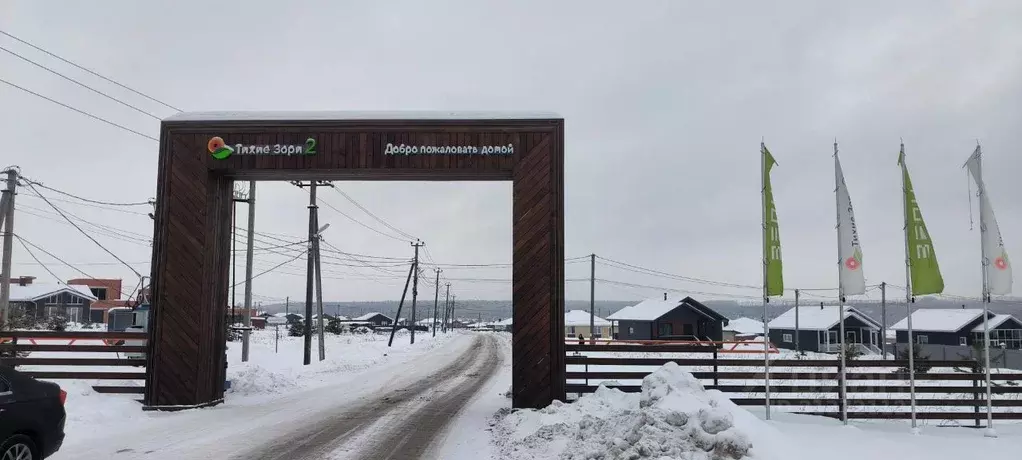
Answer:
[{"left": 143, "top": 112, "right": 564, "bottom": 410}]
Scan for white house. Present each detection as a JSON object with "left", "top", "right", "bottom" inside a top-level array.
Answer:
[{"left": 564, "top": 309, "right": 611, "bottom": 338}]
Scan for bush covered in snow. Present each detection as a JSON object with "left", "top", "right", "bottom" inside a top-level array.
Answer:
[{"left": 493, "top": 362, "right": 763, "bottom": 460}]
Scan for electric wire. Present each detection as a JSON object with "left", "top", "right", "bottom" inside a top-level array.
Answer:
[
  {"left": 0, "top": 77, "right": 159, "bottom": 142},
  {"left": 23, "top": 181, "right": 143, "bottom": 277},
  {"left": 0, "top": 29, "right": 182, "bottom": 112},
  {"left": 0, "top": 44, "right": 162, "bottom": 120}
]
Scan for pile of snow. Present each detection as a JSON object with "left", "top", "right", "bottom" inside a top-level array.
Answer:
[
  {"left": 226, "top": 362, "right": 299, "bottom": 396},
  {"left": 494, "top": 362, "right": 777, "bottom": 460}
]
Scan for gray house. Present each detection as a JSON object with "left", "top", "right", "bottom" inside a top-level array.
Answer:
[
  {"left": 9, "top": 283, "right": 97, "bottom": 323},
  {"left": 890, "top": 308, "right": 1020, "bottom": 348},
  {"left": 767, "top": 304, "right": 882, "bottom": 354},
  {"left": 608, "top": 296, "right": 728, "bottom": 342},
  {"left": 352, "top": 312, "right": 393, "bottom": 326}
]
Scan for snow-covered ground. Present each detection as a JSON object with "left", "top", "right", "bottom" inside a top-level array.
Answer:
[
  {"left": 483, "top": 361, "right": 1022, "bottom": 460},
  {"left": 25, "top": 329, "right": 1022, "bottom": 459},
  {"left": 31, "top": 327, "right": 465, "bottom": 457}
]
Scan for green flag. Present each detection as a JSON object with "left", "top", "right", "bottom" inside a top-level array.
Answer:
[
  {"left": 898, "top": 147, "right": 944, "bottom": 296},
  {"left": 762, "top": 144, "right": 784, "bottom": 296}
]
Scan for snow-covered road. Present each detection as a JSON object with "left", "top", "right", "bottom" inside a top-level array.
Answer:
[{"left": 52, "top": 332, "right": 503, "bottom": 460}]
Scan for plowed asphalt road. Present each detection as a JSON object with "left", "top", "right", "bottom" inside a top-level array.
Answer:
[{"left": 234, "top": 333, "right": 503, "bottom": 460}]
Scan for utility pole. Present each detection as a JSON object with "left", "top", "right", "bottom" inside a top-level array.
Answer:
[
  {"left": 443, "top": 282, "right": 451, "bottom": 333},
  {"left": 880, "top": 282, "right": 887, "bottom": 359},
  {"left": 0, "top": 168, "right": 16, "bottom": 327},
  {"left": 241, "top": 181, "right": 256, "bottom": 363},
  {"left": 285, "top": 296, "right": 290, "bottom": 316},
  {"left": 313, "top": 211, "right": 326, "bottom": 362},
  {"left": 451, "top": 295, "right": 456, "bottom": 328},
  {"left": 410, "top": 240, "right": 423, "bottom": 344},
  {"left": 231, "top": 183, "right": 247, "bottom": 328},
  {"left": 290, "top": 179, "right": 333, "bottom": 364},
  {"left": 388, "top": 261, "right": 415, "bottom": 347},
  {"left": 590, "top": 254, "right": 596, "bottom": 344},
  {"left": 303, "top": 182, "right": 316, "bottom": 365},
  {"left": 432, "top": 268, "right": 441, "bottom": 337}
]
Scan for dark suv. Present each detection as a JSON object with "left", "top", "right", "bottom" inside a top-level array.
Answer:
[{"left": 0, "top": 365, "right": 66, "bottom": 459}]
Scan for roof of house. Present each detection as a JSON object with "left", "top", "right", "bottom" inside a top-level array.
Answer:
[
  {"left": 723, "top": 317, "right": 765, "bottom": 335},
  {"left": 767, "top": 305, "right": 881, "bottom": 330},
  {"left": 606, "top": 306, "right": 635, "bottom": 321},
  {"left": 9, "top": 283, "right": 98, "bottom": 302},
  {"left": 607, "top": 296, "right": 726, "bottom": 323},
  {"left": 354, "top": 312, "right": 393, "bottom": 322},
  {"left": 495, "top": 317, "right": 513, "bottom": 326},
  {"left": 890, "top": 309, "right": 989, "bottom": 332},
  {"left": 564, "top": 310, "right": 611, "bottom": 327},
  {"left": 970, "top": 314, "right": 1020, "bottom": 333}
]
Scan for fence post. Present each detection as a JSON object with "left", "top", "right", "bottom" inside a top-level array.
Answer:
[
  {"left": 713, "top": 346, "right": 719, "bottom": 387},
  {"left": 973, "top": 362, "right": 981, "bottom": 428},
  {"left": 837, "top": 359, "right": 846, "bottom": 422}
]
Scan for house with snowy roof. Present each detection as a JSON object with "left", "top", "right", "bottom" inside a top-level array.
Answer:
[
  {"left": 890, "top": 308, "right": 1021, "bottom": 349},
  {"left": 564, "top": 310, "right": 611, "bottom": 339},
  {"left": 722, "top": 317, "right": 764, "bottom": 341},
  {"left": 767, "top": 304, "right": 882, "bottom": 354},
  {"left": 607, "top": 296, "right": 728, "bottom": 342},
  {"left": 353, "top": 312, "right": 393, "bottom": 326},
  {"left": 8, "top": 282, "right": 98, "bottom": 323}
]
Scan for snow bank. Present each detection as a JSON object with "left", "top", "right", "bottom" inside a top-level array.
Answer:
[
  {"left": 494, "top": 362, "right": 779, "bottom": 460},
  {"left": 226, "top": 363, "right": 300, "bottom": 396}
]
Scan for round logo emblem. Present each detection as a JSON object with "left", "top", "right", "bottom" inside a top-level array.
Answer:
[
  {"left": 845, "top": 257, "right": 860, "bottom": 270},
  {"left": 995, "top": 257, "right": 1008, "bottom": 270},
  {"left": 208, "top": 136, "right": 234, "bottom": 160}
]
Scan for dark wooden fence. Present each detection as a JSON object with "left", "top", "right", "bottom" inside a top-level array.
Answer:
[
  {"left": 565, "top": 343, "right": 1022, "bottom": 423},
  {"left": 0, "top": 330, "right": 147, "bottom": 394}
]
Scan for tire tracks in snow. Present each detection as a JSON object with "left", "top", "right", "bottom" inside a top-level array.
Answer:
[
  {"left": 356, "top": 333, "right": 502, "bottom": 460},
  {"left": 236, "top": 334, "right": 501, "bottom": 460}
]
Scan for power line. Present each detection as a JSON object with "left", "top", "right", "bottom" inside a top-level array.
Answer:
[
  {"left": 23, "top": 182, "right": 143, "bottom": 278},
  {"left": 312, "top": 190, "right": 410, "bottom": 243},
  {"left": 333, "top": 187, "right": 419, "bottom": 242},
  {"left": 13, "top": 235, "right": 136, "bottom": 299},
  {"left": 15, "top": 236, "right": 64, "bottom": 285},
  {"left": 233, "top": 250, "right": 309, "bottom": 288},
  {"left": 595, "top": 255, "right": 761, "bottom": 290},
  {"left": 20, "top": 193, "right": 150, "bottom": 216},
  {"left": 21, "top": 178, "right": 152, "bottom": 207},
  {"left": 0, "top": 29, "right": 182, "bottom": 112},
  {"left": 0, "top": 77, "right": 159, "bottom": 142},
  {"left": 595, "top": 278, "right": 763, "bottom": 300},
  {"left": 0, "top": 44, "right": 162, "bottom": 120}
]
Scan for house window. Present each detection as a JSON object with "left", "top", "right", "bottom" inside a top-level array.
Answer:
[
  {"left": 45, "top": 294, "right": 60, "bottom": 305},
  {"left": 569, "top": 326, "right": 575, "bottom": 334},
  {"left": 782, "top": 333, "right": 793, "bottom": 343},
  {"left": 90, "top": 287, "right": 108, "bottom": 301},
  {"left": 658, "top": 323, "right": 673, "bottom": 336},
  {"left": 67, "top": 295, "right": 83, "bottom": 305},
  {"left": 916, "top": 335, "right": 928, "bottom": 344},
  {"left": 960, "top": 336, "right": 967, "bottom": 346},
  {"left": 628, "top": 327, "right": 634, "bottom": 335}
]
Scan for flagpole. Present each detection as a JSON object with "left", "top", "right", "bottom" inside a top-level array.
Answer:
[
  {"left": 970, "top": 144, "right": 996, "bottom": 438},
  {"left": 761, "top": 141, "right": 771, "bottom": 421},
  {"left": 900, "top": 142, "right": 919, "bottom": 434},
  {"left": 835, "top": 140, "right": 848, "bottom": 425}
]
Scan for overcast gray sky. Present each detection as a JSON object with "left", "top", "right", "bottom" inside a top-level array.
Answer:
[{"left": 2, "top": 0, "right": 1020, "bottom": 305}]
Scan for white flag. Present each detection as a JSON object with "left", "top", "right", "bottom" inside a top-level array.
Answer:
[
  {"left": 835, "top": 153, "right": 866, "bottom": 295},
  {"left": 965, "top": 147, "right": 1012, "bottom": 295}
]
